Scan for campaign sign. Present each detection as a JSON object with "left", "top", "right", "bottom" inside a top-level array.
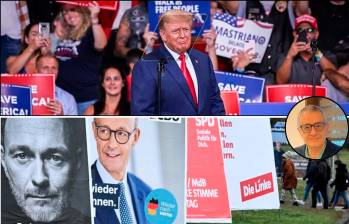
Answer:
[
  {"left": 266, "top": 84, "right": 327, "bottom": 103},
  {"left": 215, "top": 71, "right": 265, "bottom": 103},
  {"left": 187, "top": 118, "right": 231, "bottom": 223},
  {"left": 240, "top": 172, "right": 274, "bottom": 202},
  {"left": 91, "top": 183, "right": 119, "bottom": 209},
  {"left": 220, "top": 91, "right": 240, "bottom": 115},
  {"left": 212, "top": 13, "right": 273, "bottom": 63},
  {"left": 147, "top": 1, "right": 210, "bottom": 36},
  {"left": 218, "top": 118, "right": 279, "bottom": 210},
  {"left": 1, "top": 74, "right": 55, "bottom": 115},
  {"left": 56, "top": 1, "right": 118, "bottom": 11},
  {"left": 1, "top": 84, "right": 32, "bottom": 115}
]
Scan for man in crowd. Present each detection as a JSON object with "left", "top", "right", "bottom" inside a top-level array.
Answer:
[
  {"left": 276, "top": 15, "right": 336, "bottom": 85},
  {"left": 91, "top": 118, "right": 151, "bottom": 224},
  {"left": 295, "top": 105, "right": 339, "bottom": 159},
  {"left": 1, "top": 118, "right": 90, "bottom": 223},
  {"left": 131, "top": 9, "right": 225, "bottom": 115},
  {"left": 312, "top": 159, "right": 331, "bottom": 209},
  {"left": 36, "top": 54, "right": 78, "bottom": 115}
]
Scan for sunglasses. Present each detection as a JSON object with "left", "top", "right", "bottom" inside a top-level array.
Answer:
[{"left": 296, "top": 27, "right": 315, "bottom": 34}]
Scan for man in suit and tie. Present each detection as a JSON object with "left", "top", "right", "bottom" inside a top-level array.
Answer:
[
  {"left": 91, "top": 118, "right": 151, "bottom": 224},
  {"left": 131, "top": 9, "right": 225, "bottom": 115}
]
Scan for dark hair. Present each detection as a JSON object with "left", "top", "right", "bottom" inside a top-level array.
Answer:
[
  {"left": 334, "top": 160, "right": 343, "bottom": 165},
  {"left": 126, "top": 48, "right": 144, "bottom": 65},
  {"left": 94, "top": 65, "right": 130, "bottom": 115},
  {"left": 21, "top": 23, "right": 39, "bottom": 53}
]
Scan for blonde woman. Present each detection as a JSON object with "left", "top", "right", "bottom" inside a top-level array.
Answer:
[{"left": 55, "top": 1, "right": 107, "bottom": 115}]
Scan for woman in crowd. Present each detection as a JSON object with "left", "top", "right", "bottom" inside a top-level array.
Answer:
[
  {"left": 6, "top": 23, "right": 50, "bottom": 74},
  {"left": 55, "top": 2, "right": 107, "bottom": 115},
  {"left": 84, "top": 65, "right": 130, "bottom": 115}
]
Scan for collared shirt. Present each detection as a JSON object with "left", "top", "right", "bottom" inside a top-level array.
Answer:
[
  {"left": 305, "top": 141, "right": 327, "bottom": 159},
  {"left": 164, "top": 44, "right": 199, "bottom": 100},
  {"left": 55, "top": 86, "right": 78, "bottom": 115},
  {"left": 96, "top": 160, "right": 137, "bottom": 224}
]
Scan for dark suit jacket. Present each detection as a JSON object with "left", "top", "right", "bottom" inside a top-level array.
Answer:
[
  {"left": 91, "top": 162, "right": 151, "bottom": 224},
  {"left": 131, "top": 44, "right": 225, "bottom": 115},
  {"left": 295, "top": 140, "right": 340, "bottom": 159}
]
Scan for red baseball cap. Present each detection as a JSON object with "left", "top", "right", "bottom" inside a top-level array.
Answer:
[{"left": 295, "top": 15, "right": 318, "bottom": 30}]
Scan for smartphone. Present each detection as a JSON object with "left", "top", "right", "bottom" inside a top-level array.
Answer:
[
  {"left": 244, "top": 40, "right": 256, "bottom": 62},
  {"left": 297, "top": 30, "right": 307, "bottom": 43},
  {"left": 39, "top": 22, "right": 50, "bottom": 38},
  {"left": 244, "top": 40, "right": 256, "bottom": 53}
]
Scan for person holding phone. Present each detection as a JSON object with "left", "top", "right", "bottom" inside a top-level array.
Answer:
[
  {"left": 276, "top": 15, "right": 336, "bottom": 85},
  {"left": 6, "top": 23, "right": 51, "bottom": 74}
]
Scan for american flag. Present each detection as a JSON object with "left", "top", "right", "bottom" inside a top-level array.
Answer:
[{"left": 214, "top": 13, "right": 237, "bottom": 27}]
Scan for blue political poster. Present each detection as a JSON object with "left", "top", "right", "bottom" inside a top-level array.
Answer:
[
  {"left": 215, "top": 71, "right": 265, "bottom": 103},
  {"left": 147, "top": 1, "right": 211, "bottom": 36},
  {"left": 1, "top": 84, "right": 32, "bottom": 115}
]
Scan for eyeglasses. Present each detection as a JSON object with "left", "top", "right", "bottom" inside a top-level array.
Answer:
[
  {"left": 95, "top": 124, "right": 136, "bottom": 144},
  {"left": 296, "top": 27, "right": 315, "bottom": 34},
  {"left": 299, "top": 122, "right": 326, "bottom": 133}
]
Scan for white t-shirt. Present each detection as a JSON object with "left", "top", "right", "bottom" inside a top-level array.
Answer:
[{"left": 1, "top": 1, "right": 21, "bottom": 39}]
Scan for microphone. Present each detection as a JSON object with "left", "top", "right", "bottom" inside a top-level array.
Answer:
[
  {"left": 310, "top": 39, "right": 318, "bottom": 96},
  {"left": 157, "top": 58, "right": 167, "bottom": 115},
  {"left": 310, "top": 39, "right": 318, "bottom": 53},
  {"left": 157, "top": 58, "right": 167, "bottom": 74}
]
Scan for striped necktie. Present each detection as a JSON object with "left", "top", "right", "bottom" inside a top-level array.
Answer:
[{"left": 119, "top": 183, "right": 133, "bottom": 224}]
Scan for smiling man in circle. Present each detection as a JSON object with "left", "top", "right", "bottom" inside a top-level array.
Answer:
[{"left": 295, "top": 105, "right": 340, "bottom": 159}]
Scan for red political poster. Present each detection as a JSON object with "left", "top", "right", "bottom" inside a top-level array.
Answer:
[
  {"left": 57, "top": 1, "right": 118, "bottom": 11},
  {"left": 1, "top": 74, "right": 55, "bottom": 115},
  {"left": 187, "top": 118, "right": 231, "bottom": 223},
  {"left": 240, "top": 172, "right": 274, "bottom": 202},
  {"left": 265, "top": 84, "right": 327, "bottom": 103},
  {"left": 220, "top": 91, "right": 240, "bottom": 115}
]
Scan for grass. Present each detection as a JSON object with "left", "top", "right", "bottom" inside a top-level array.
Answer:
[
  {"left": 188, "top": 149, "right": 349, "bottom": 224},
  {"left": 229, "top": 149, "right": 349, "bottom": 224},
  {"left": 231, "top": 206, "right": 341, "bottom": 224},
  {"left": 230, "top": 178, "right": 342, "bottom": 224}
]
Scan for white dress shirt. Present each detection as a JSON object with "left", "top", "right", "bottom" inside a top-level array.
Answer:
[
  {"left": 96, "top": 160, "right": 137, "bottom": 224},
  {"left": 164, "top": 44, "right": 199, "bottom": 100}
]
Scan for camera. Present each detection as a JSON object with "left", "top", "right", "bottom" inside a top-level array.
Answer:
[{"left": 39, "top": 22, "right": 50, "bottom": 38}]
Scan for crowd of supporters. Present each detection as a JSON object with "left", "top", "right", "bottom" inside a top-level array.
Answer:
[{"left": 1, "top": 0, "right": 348, "bottom": 115}]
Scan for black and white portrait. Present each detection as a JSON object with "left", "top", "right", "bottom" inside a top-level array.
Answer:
[{"left": 1, "top": 118, "right": 91, "bottom": 223}]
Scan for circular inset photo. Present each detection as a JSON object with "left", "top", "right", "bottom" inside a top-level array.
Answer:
[{"left": 285, "top": 96, "right": 348, "bottom": 160}]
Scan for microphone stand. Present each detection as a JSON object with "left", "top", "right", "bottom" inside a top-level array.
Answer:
[
  {"left": 157, "top": 59, "right": 165, "bottom": 115},
  {"left": 311, "top": 40, "right": 318, "bottom": 96}
]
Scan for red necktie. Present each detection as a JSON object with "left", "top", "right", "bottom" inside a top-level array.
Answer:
[{"left": 179, "top": 53, "right": 198, "bottom": 107}]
